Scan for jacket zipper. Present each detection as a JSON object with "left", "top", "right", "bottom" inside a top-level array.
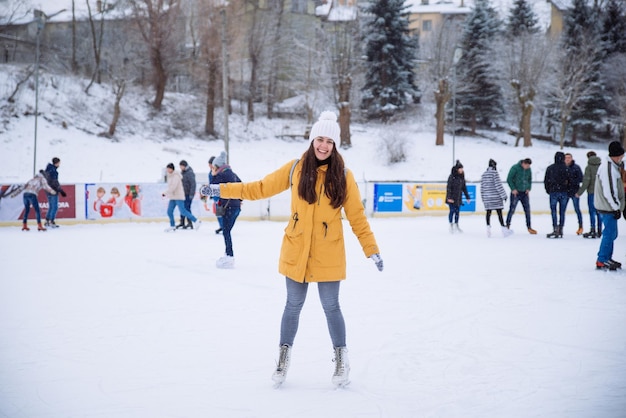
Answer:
[
  {"left": 322, "top": 222, "right": 328, "bottom": 238},
  {"left": 292, "top": 213, "right": 299, "bottom": 230}
]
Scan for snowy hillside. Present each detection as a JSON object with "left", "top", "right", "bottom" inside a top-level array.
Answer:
[{"left": 0, "top": 64, "right": 603, "bottom": 186}]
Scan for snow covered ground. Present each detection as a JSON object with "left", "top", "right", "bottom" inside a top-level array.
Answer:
[
  {"left": 2, "top": 60, "right": 626, "bottom": 417},
  {"left": 1, "top": 214, "right": 626, "bottom": 418}
]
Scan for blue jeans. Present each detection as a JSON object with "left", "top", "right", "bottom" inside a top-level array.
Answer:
[
  {"left": 569, "top": 195, "right": 582, "bottom": 226},
  {"left": 212, "top": 197, "right": 224, "bottom": 229},
  {"left": 597, "top": 213, "right": 618, "bottom": 263},
  {"left": 46, "top": 193, "right": 58, "bottom": 221},
  {"left": 447, "top": 203, "right": 460, "bottom": 223},
  {"left": 167, "top": 200, "right": 197, "bottom": 226},
  {"left": 588, "top": 194, "right": 601, "bottom": 231},
  {"left": 506, "top": 192, "right": 532, "bottom": 228},
  {"left": 221, "top": 206, "right": 240, "bottom": 256},
  {"left": 280, "top": 278, "right": 346, "bottom": 348},
  {"left": 23, "top": 193, "right": 42, "bottom": 223},
  {"left": 180, "top": 195, "right": 194, "bottom": 223},
  {"left": 549, "top": 192, "right": 569, "bottom": 227}
]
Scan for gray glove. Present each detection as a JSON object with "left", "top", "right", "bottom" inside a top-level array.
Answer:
[
  {"left": 200, "top": 184, "right": 220, "bottom": 198},
  {"left": 370, "top": 253, "right": 384, "bottom": 272}
]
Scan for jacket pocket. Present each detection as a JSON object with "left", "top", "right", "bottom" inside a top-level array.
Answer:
[
  {"left": 281, "top": 214, "right": 303, "bottom": 265},
  {"left": 312, "top": 221, "right": 344, "bottom": 266}
]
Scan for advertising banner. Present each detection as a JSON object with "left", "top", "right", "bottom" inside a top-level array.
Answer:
[
  {"left": 402, "top": 183, "right": 477, "bottom": 213},
  {"left": 85, "top": 183, "right": 212, "bottom": 220},
  {"left": 0, "top": 184, "right": 76, "bottom": 221},
  {"left": 373, "top": 184, "right": 403, "bottom": 212}
]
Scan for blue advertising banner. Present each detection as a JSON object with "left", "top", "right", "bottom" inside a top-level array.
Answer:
[
  {"left": 374, "top": 184, "right": 403, "bottom": 212},
  {"left": 460, "top": 184, "right": 477, "bottom": 212}
]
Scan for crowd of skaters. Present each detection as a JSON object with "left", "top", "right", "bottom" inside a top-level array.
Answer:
[
  {"left": 447, "top": 140, "right": 626, "bottom": 271},
  {"left": 15, "top": 139, "right": 626, "bottom": 273}
]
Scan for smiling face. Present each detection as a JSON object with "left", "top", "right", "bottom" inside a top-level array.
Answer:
[{"left": 313, "top": 136, "right": 334, "bottom": 161}]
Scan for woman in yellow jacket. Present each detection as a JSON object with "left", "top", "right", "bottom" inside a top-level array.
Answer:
[{"left": 201, "top": 111, "right": 383, "bottom": 388}]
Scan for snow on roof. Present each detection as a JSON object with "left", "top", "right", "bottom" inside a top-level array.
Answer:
[
  {"left": 546, "top": 0, "right": 573, "bottom": 11},
  {"left": 407, "top": 0, "right": 552, "bottom": 31},
  {"left": 405, "top": 0, "right": 471, "bottom": 15},
  {"left": 328, "top": 5, "right": 357, "bottom": 21}
]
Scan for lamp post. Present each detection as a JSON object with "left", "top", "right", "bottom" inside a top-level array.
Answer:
[
  {"left": 220, "top": 5, "right": 229, "bottom": 164},
  {"left": 32, "top": 9, "right": 65, "bottom": 176},
  {"left": 451, "top": 46, "right": 462, "bottom": 166},
  {"left": 33, "top": 9, "right": 45, "bottom": 177}
]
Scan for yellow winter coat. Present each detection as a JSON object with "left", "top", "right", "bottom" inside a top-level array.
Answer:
[{"left": 220, "top": 159, "right": 379, "bottom": 283}]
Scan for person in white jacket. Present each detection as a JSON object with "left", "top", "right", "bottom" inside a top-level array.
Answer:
[
  {"left": 162, "top": 163, "right": 201, "bottom": 232},
  {"left": 16, "top": 170, "right": 56, "bottom": 231},
  {"left": 594, "top": 141, "right": 625, "bottom": 270}
]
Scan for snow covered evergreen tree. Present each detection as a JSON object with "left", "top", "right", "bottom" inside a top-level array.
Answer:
[
  {"left": 360, "top": 0, "right": 420, "bottom": 122},
  {"left": 454, "top": 0, "right": 503, "bottom": 133},
  {"left": 506, "top": 0, "right": 539, "bottom": 38},
  {"left": 600, "top": 0, "right": 626, "bottom": 142},
  {"left": 601, "top": 0, "right": 626, "bottom": 56},
  {"left": 550, "top": 0, "right": 608, "bottom": 145}
]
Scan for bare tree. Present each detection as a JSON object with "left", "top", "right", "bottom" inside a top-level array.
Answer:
[
  {"left": 503, "top": 33, "right": 555, "bottom": 147},
  {"left": 6, "top": 66, "right": 35, "bottom": 102},
  {"left": 549, "top": 36, "right": 601, "bottom": 148},
  {"left": 84, "top": 0, "right": 107, "bottom": 93},
  {"left": 128, "top": 0, "right": 182, "bottom": 110},
  {"left": 327, "top": 20, "right": 359, "bottom": 149},
  {"left": 100, "top": 77, "right": 126, "bottom": 138},
  {"left": 603, "top": 53, "right": 626, "bottom": 145},
  {"left": 241, "top": 0, "right": 271, "bottom": 122},
  {"left": 195, "top": 0, "right": 221, "bottom": 136},
  {"left": 419, "top": 19, "right": 462, "bottom": 146},
  {"left": 266, "top": 0, "right": 285, "bottom": 120},
  {"left": 0, "top": 0, "right": 29, "bottom": 26},
  {"left": 71, "top": 0, "right": 78, "bottom": 73}
]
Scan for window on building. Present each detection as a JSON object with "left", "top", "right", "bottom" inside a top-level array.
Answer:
[
  {"left": 422, "top": 20, "right": 432, "bottom": 32},
  {"left": 292, "top": 0, "right": 307, "bottom": 13}
]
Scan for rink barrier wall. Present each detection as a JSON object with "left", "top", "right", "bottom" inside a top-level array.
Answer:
[{"left": 0, "top": 181, "right": 592, "bottom": 226}]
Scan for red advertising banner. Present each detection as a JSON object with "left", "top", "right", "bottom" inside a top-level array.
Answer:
[{"left": 0, "top": 184, "right": 76, "bottom": 221}]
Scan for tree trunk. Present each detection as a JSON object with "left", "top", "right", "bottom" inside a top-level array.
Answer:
[
  {"left": 71, "top": 0, "right": 78, "bottom": 74},
  {"left": 338, "top": 75, "right": 352, "bottom": 148},
  {"left": 559, "top": 116, "right": 567, "bottom": 149},
  {"left": 434, "top": 79, "right": 450, "bottom": 146},
  {"left": 571, "top": 125, "right": 578, "bottom": 147},
  {"left": 152, "top": 49, "right": 167, "bottom": 110},
  {"left": 521, "top": 105, "right": 533, "bottom": 147},
  {"left": 107, "top": 79, "right": 126, "bottom": 137},
  {"left": 205, "top": 59, "right": 217, "bottom": 136},
  {"left": 247, "top": 55, "right": 257, "bottom": 122},
  {"left": 266, "top": 2, "right": 284, "bottom": 119},
  {"left": 470, "top": 114, "right": 477, "bottom": 135}
]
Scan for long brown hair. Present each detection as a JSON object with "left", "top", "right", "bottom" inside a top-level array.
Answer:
[{"left": 298, "top": 142, "right": 347, "bottom": 208}]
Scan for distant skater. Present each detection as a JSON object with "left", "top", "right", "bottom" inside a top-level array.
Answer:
[
  {"left": 480, "top": 159, "right": 511, "bottom": 237},
  {"left": 16, "top": 170, "right": 57, "bottom": 231},
  {"left": 446, "top": 160, "right": 470, "bottom": 233}
]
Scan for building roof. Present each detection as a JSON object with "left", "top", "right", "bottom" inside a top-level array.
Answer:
[
  {"left": 546, "top": 0, "right": 573, "bottom": 12},
  {"left": 406, "top": 0, "right": 471, "bottom": 15}
]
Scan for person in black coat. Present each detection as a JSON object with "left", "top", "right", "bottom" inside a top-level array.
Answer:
[
  {"left": 565, "top": 153, "right": 584, "bottom": 235},
  {"left": 446, "top": 160, "right": 470, "bottom": 233},
  {"left": 178, "top": 160, "right": 197, "bottom": 229},
  {"left": 544, "top": 151, "right": 569, "bottom": 238},
  {"left": 43, "top": 157, "right": 66, "bottom": 228}
]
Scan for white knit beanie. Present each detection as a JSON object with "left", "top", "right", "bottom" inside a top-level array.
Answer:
[{"left": 308, "top": 111, "right": 340, "bottom": 143}]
